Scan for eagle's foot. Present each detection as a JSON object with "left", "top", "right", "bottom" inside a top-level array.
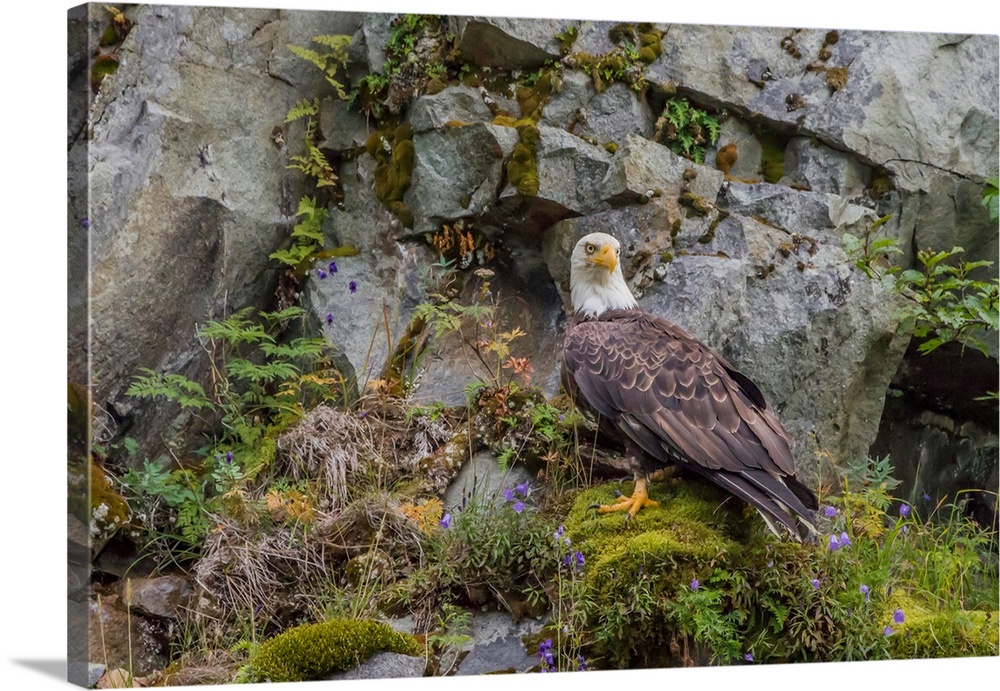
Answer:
[
  {"left": 590, "top": 478, "right": 659, "bottom": 520},
  {"left": 648, "top": 466, "right": 678, "bottom": 484}
]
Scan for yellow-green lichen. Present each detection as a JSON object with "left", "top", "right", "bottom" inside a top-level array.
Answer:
[{"left": 249, "top": 618, "right": 419, "bottom": 683}]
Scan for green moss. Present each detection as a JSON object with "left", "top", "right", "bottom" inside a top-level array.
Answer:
[
  {"left": 563, "top": 479, "right": 756, "bottom": 667},
  {"left": 889, "top": 609, "right": 998, "bottom": 658},
  {"left": 249, "top": 619, "right": 419, "bottom": 683},
  {"left": 507, "top": 122, "right": 541, "bottom": 197},
  {"left": 755, "top": 128, "right": 788, "bottom": 184},
  {"left": 370, "top": 122, "right": 415, "bottom": 227},
  {"left": 679, "top": 192, "right": 712, "bottom": 216},
  {"left": 604, "top": 141, "right": 619, "bottom": 154},
  {"left": 516, "top": 71, "right": 553, "bottom": 121},
  {"left": 68, "top": 461, "right": 131, "bottom": 540}
]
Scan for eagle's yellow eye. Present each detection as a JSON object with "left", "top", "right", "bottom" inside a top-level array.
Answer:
[{"left": 586, "top": 244, "right": 595, "bottom": 254}]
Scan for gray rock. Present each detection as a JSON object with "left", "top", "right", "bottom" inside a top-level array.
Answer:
[
  {"left": 719, "top": 181, "right": 878, "bottom": 237},
  {"left": 76, "top": 4, "right": 324, "bottom": 463},
  {"left": 647, "top": 26, "right": 999, "bottom": 268},
  {"left": 571, "top": 82, "right": 655, "bottom": 145},
  {"left": 456, "top": 17, "right": 568, "bottom": 68},
  {"left": 267, "top": 10, "right": 363, "bottom": 94},
  {"left": 456, "top": 611, "right": 545, "bottom": 675},
  {"left": 88, "top": 596, "right": 169, "bottom": 676},
  {"left": 327, "top": 652, "right": 425, "bottom": 680},
  {"left": 409, "top": 85, "right": 496, "bottom": 132},
  {"left": 319, "top": 95, "right": 373, "bottom": 151},
  {"left": 407, "top": 123, "right": 520, "bottom": 231},
  {"left": 88, "top": 663, "right": 107, "bottom": 688},
  {"left": 443, "top": 451, "right": 535, "bottom": 511},
  {"left": 781, "top": 136, "right": 871, "bottom": 197},
  {"left": 120, "top": 575, "right": 193, "bottom": 620},
  {"left": 600, "top": 133, "right": 724, "bottom": 205},
  {"left": 501, "top": 125, "right": 613, "bottom": 215}
]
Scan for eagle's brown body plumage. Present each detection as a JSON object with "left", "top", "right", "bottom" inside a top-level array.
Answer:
[{"left": 563, "top": 275, "right": 818, "bottom": 540}]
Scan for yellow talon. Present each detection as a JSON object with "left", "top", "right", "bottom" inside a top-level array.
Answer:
[{"left": 595, "top": 477, "right": 660, "bottom": 519}]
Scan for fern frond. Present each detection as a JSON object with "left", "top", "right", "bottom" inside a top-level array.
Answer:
[{"left": 285, "top": 97, "right": 319, "bottom": 123}]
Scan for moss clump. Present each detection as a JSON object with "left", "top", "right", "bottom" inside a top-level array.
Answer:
[
  {"left": 636, "top": 23, "right": 664, "bottom": 64},
  {"left": 68, "top": 460, "right": 131, "bottom": 540},
  {"left": 369, "top": 122, "right": 415, "bottom": 228},
  {"left": 888, "top": 609, "right": 999, "bottom": 659},
  {"left": 507, "top": 122, "right": 541, "bottom": 197},
  {"left": 867, "top": 165, "right": 895, "bottom": 199},
  {"left": 679, "top": 192, "right": 712, "bottom": 216},
  {"left": 715, "top": 143, "right": 738, "bottom": 175},
  {"left": 516, "top": 71, "right": 554, "bottom": 121},
  {"left": 249, "top": 619, "right": 419, "bottom": 682},
  {"left": 755, "top": 128, "right": 788, "bottom": 184},
  {"left": 826, "top": 66, "right": 849, "bottom": 92},
  {"left": 564, "top": 479, "right": 754, "bottom": 667}
]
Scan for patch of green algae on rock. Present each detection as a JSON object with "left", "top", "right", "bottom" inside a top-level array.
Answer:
[{"left": 249, "top": 618, "right": 419, "bottom": 682}]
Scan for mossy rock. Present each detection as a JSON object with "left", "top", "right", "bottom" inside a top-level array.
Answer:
[
  {"left": 563, "top": 479, "right": 762, "bottom": 667},
  {"left": 249, "top": 619, "right": 420, "bottom": 683}
]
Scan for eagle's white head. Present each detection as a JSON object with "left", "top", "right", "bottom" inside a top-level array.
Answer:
[{"left": 569, "top": 232, "right": 639, "bottom": 318}]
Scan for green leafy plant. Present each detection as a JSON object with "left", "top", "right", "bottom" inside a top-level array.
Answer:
[
  {"left": 285, "top": 99, "right": 337, "bottom": 188},
  {"left": 287, "top": 35, "right": 352, "bottom": 99},
  {"left": 843, "top": 212, "right": 999, "bottom": 356},
  {"left": 128, "top": 306, "right": 337, "bottom": 448},
  {"left": 269, "top": 195, "right": 329, "bottom": 271},
  {"left": 654, "top": 97, "right": 721, "bottom": 163},
  {"left": 982, "top": 176, "right": 998, "bottom": 222}
]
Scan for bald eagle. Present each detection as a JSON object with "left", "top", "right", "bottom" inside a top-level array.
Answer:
[{"left": 561, "top": 232, "right": 818, "bottom": 540}]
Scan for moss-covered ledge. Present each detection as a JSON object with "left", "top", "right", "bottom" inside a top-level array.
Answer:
[{"left": 248, "top": 618, "right": 421, "bottom": 682}]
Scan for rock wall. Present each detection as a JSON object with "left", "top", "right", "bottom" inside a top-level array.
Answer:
[{"left": 73, "top": 8, "right": 998, "bottom": 490}]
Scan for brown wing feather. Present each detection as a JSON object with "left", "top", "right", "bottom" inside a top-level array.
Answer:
[{"left": 562, "top": 309, "right": 817, "bottom": 536}]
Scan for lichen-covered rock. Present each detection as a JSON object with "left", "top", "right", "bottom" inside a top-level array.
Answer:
[
  {"left": 600, "top": 133, "right": 724, "bottom": 205},
  {"left": 249, "top": 618, "right": 419, "bottom": 683}
]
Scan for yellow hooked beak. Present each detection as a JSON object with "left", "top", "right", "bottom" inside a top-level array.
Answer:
[{"left": 588, "top": 244, "right": 618, "bottom": 274}]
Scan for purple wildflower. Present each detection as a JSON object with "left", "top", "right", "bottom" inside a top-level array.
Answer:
[
  {"left": 744, "top": 652, "right": 754, "bottom": 662},
  {"left": 899, "top": 503, "right": 910, "bottom": 518},
  {"left": 577, "top": 655, "right": 587, "bottom": 671},
  {"left": 328, "top": 261, "right": 338, "bottom": 274},
  {"left": 326, "top": 313, "right": 333, "bottom": 325},
  {"left": 824, "top": 505, "right": 838, "bottom": 518},
  {"left": 811, "top": 578, "right": 821, "bottom": 590},
  {"left": 554, "top": 525, "right": 565, "bottom": 540},
  {"left": 225, "top": 451, "right": 233, "bottom": 463},
  {"left": 503, "top": 487, "right": 515, "bottom": 502},
  {"left": 922, "top": 491, "right": 931, "bottom": 502},
  {"left": 860, "top": 584, "right": 870, "bottom": 602},
  {"left": 883, "top": 626, "right": 894, "bottom": 637},
  {"left": 690, "top": 578, "right": 700, "bottom": 591},
  {"left": 439, "top": 513, "right": 452, "bottom": 529},
  {"left": 516, "top": 480, "right": 530, "bottom": 496},
  {"left": 839, "top": 531, "right": 851, "bottom": 548},
  {"left": 349, "top": 280, "right": 358, "bottom": 293},
  {"left": 828, "top": 534, "right": 841, "bottom": 552},
  {"left": 317, "top": 268, "right": 327, "bottom": 279},
  {"left": 81, "top": 218, "right": 91, "bottom": 228},
  {"left": 767, "top": 560, "right": 773, "bottom": 568},
  {"left": 575, "top": 551, "right": 585, "bottom": 569},
  {"left": 537, "top": 639, "right": 555, "bottom": 672},
  {"left": 893, "top": 609, "right": 905, "bottom": 625},
  {"left": 513, "top": 501, "right": 526, "bottom": 514}
]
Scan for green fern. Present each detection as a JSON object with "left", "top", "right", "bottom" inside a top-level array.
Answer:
[
  {"left": 270, "top": 196, "right": 330, "bottom": 270},
  {"left": 287, "top": 34, "right": 351, "bottom": 99}
]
